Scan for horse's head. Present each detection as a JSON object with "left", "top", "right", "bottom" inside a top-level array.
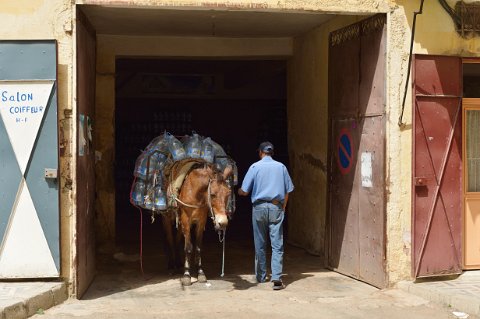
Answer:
[{"left": 208, "top": 167, "right": 233, "bottom": 231}]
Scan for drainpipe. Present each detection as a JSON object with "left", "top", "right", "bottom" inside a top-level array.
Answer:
[{"left": 398, "top": 0, "right": 425, "bottom": 127}]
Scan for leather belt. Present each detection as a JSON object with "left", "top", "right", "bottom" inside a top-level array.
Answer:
[{"left": 254, "top": 199, "right": 283, "bottom": 206}]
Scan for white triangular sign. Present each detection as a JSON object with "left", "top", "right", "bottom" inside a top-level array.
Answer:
[
  {"left": 0, "top": 81, "right": 54, "bottom": 174},
  {"left": 0, "top": 181, "right": 58, "bottom": 277}
]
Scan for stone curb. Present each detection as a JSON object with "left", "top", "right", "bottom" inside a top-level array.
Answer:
[
  {"left": 397, "top": 281, "right": 480, "bottom": 316},
  {"left": 0, "top": 282, "right": 67, "bottom": 319}
]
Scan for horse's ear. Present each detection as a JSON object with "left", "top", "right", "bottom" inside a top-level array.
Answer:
[{"left": 222, "top": 165, "right": 233, "bottom": 180}]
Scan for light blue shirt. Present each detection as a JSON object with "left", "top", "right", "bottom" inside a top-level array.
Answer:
[{"left": 240, "top": 156, "right": 294, "bottom": 204}]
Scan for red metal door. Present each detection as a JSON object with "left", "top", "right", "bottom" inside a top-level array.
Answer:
[
  {"left": 413, "top": 55, "right": 462, "bottom": 277},
  {"left": 76, "top": 10, "right": 97, "bottom": 297},
  {"left": 328, "top": 14, "right": 386, "bottom": 288}
]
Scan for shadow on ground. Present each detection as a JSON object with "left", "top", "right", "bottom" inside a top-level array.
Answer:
[{"left": 82, "top": 239, "right": 324, "bottom": 300}]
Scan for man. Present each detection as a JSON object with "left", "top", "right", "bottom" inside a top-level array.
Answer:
[{"left": 238, "top": 141, "right": 294, "bottom": 290}]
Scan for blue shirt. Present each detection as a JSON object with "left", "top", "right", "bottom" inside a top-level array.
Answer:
[{"left": 240, "top": 156, "right": 294, "bottom": 204}]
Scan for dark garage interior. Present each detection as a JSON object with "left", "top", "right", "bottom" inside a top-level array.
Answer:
[{"left": 114, "top": 58, "right": 289, "bottom": 261}]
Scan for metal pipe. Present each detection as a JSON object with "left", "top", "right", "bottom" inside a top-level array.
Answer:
[{"left": 398, "top": 0, "right": 425, "bottom": 127}]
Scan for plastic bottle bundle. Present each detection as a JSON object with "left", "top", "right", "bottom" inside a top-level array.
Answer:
[
  {"left": 167, "top": 133, "right": 186, "bottom": 161},
  {"left": 201, "top": 137, "right": 214, "bottom": 163},
  {"left": 146, "top": 132, "right": 169, "bottom": 154},
  {"left": 153, "top": 184, "right": 167, "bottom": 211},
  {"left": 132, "top": 180, "right": 145, "bottom": 206},
  {"left": 210, "top": 140, "right": 229, "bottom": 171},
  {"left": 133, "top": 153, "right": 148, "bottom": 180},
  {"left": 185, "top": 133, "right": 202, "bottom": 158}
]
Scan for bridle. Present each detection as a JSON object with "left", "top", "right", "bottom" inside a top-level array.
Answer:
[{"left": 174, "top": 177, "right": 216, "bottom": 222}]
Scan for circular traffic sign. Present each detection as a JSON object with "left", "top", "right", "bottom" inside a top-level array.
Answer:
[{"left": 337, "top": 128, "right": 353, "bottom": 175}]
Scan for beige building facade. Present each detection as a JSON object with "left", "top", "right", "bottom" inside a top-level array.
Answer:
[{"left": 0, "top": 0, "right": 478, "bottom": 297}]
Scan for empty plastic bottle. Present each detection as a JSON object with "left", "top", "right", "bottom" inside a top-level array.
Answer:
[
  {"left": 132, "top": 180, "right": 145, "bottom": 206},
  {"left": 185, "top": 133, "right": 202, "bottom": 158},
  {"left": 211, "top": 140, "right": 229, "bottom": 171},
  {"left": 134, "top": 153, "right": 148, "bottom": 180},
  {"left": 167, "top": 133, "right": 186, "bottom": 161},
  {"left": 153, "top": 184, "right": 167, "bottom": 211},
  {"left": 201, "top": 137, "right": 214, "bottom": 163}
]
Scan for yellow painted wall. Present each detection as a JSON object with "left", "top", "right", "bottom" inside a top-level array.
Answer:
[
  {"left": 0, "top": 0, "right": 76, "bottom": 292},
  {"left": 78, "top": 0, "right": 391, "bottom": 14},
  {"left": 386, "top": 0, "right": 480, "bottom": 283}
]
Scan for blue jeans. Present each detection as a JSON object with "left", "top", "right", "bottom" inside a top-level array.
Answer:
[{"left": 252, "top": 202, "right": 284, "bottom": 282}]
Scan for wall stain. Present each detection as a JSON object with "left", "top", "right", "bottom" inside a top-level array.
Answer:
[{"left": 299, "top": 153, "right": 327, "bottom": 172}]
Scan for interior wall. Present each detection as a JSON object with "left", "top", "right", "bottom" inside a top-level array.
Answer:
[
  {"left": 95, "top": 36, "right": 293, "bottom": 250},
  {"left": 0, "top": 0, "right": 76, "bottom": 290},
  {"left": 287, "top": 15, "right": 363, "bottom": 258}
]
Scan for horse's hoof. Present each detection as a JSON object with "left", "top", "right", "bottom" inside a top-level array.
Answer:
[
  {"left": 181, "top": 275, "right": 192, "bottom": 286},
  {"left": 198, "top": 273, "right": 207, "bottom": 283}
]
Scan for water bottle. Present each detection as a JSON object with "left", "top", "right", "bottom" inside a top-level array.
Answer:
[
  {"left": 134, "top": 153, "right": 148, "bottom": 180},
  {"left": 201, "top": 137, "right": 214, "bottom": 163},
  {"left": 153, "top": 184, "right": 167, "bottom": 211},
  {"left": 167, "top": 134, "right": 186, "bottom": 161},
  {"left": 132, "top": 180, "right": 145, "bottom": 206},
  {"left": 186, "top": 133, "right": 202, "bottom": 158},
  {"left": 152, "top": 152, "right": 167, "bottom": 171},
  {"left": 211, "top": 140, "right": 228, "bottom": 171}
]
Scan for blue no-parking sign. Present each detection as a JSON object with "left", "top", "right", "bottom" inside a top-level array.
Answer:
[{"left": 337, "top": 128, "right": 353, "bottom": 175}]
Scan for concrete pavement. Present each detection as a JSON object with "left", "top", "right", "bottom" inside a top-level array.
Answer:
[
  {"left": 398, "top": 271, "right": 480, "bottom": 317},
  {"left": 3, "top": 240, "right": 480, "bottom": 319},
  {"left": 24, "top": 241, "right": 473, "bottom": 319},
  {"left": 0, "top": 281, "right": 67, "bottom": 319}
]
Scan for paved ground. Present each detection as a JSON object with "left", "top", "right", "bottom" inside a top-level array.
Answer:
[
  {"left": 399, "top": 271, "right": 480, "bottom": 317},
  {"left": 28, "top": 240, "right": 471, "bottom": 319},
  {"left": 0, "top": 281, "right": 66, "bottom": 318}
]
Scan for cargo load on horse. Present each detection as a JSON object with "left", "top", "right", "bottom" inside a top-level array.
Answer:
[{"left": 129, "top": 132, "right": 237, "bottom": 285}]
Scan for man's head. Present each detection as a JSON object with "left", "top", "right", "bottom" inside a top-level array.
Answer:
[{"left": 258, "top": 141, "right": 274, "bottom": 157}]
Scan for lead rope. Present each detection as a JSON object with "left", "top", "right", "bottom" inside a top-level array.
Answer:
[{"left": 219, "top": 229, "right": 226, "bottom": 277}]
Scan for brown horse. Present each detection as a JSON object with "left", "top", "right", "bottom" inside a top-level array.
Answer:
[{"left": 161, "top": 163, "right": 231, "bottom": 286}]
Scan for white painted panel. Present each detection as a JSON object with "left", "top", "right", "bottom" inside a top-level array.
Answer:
[
  {"left": 0, "top": 181, "right": 58, "bottom": 278},
  {"left": 0, "top": 81, "right": 54, "bottom": 174},
  {"left": 361, "top": 152, "right": 373, "bottom": 188}
]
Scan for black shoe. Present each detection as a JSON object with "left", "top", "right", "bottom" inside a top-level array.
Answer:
[{"left": 272, "top": 280, "right": 285, "bottom": 290}]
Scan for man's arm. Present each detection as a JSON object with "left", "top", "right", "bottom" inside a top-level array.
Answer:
[
  {"left": 283, "top": 193, "right": 289, "bottom": 211},
  {"left": 238, "top": 188, "right": 249, "bottom": 196}
]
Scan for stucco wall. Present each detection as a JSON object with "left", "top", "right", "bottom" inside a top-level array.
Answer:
[
  {"left": 287, "top": 16, "right": 363, "bottom": 258},
  {"left": 78, "top": 0, "right": 391, "bottom": 13},
  {"left": 0, "top": 0, "right": 75, "bottom": 291}
]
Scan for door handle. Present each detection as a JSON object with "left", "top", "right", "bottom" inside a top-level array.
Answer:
[
  {"left": 414, "top": 177, "right": 428, "bottom": 186},
  {"left": 44, "top": 168, "right": 58, "bottom": 179}
]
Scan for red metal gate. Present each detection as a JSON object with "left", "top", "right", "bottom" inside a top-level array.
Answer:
[
  {"left": 413, "top": 55, "right": 463, "bottom": 277},
  {"left": 328, "top": 14, "right": 387, "bottom": 288}
]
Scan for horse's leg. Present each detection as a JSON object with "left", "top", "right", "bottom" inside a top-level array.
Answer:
[
  {"left": 195, "top": 216, "right": 207, "bottom": 283},
  {"left": 180, "top": 213, "right": 193, "bottom": 286}
]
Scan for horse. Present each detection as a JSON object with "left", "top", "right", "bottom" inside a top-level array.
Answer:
[{"left": 161, "top": 162, "right": 232, "bottom": 286}]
